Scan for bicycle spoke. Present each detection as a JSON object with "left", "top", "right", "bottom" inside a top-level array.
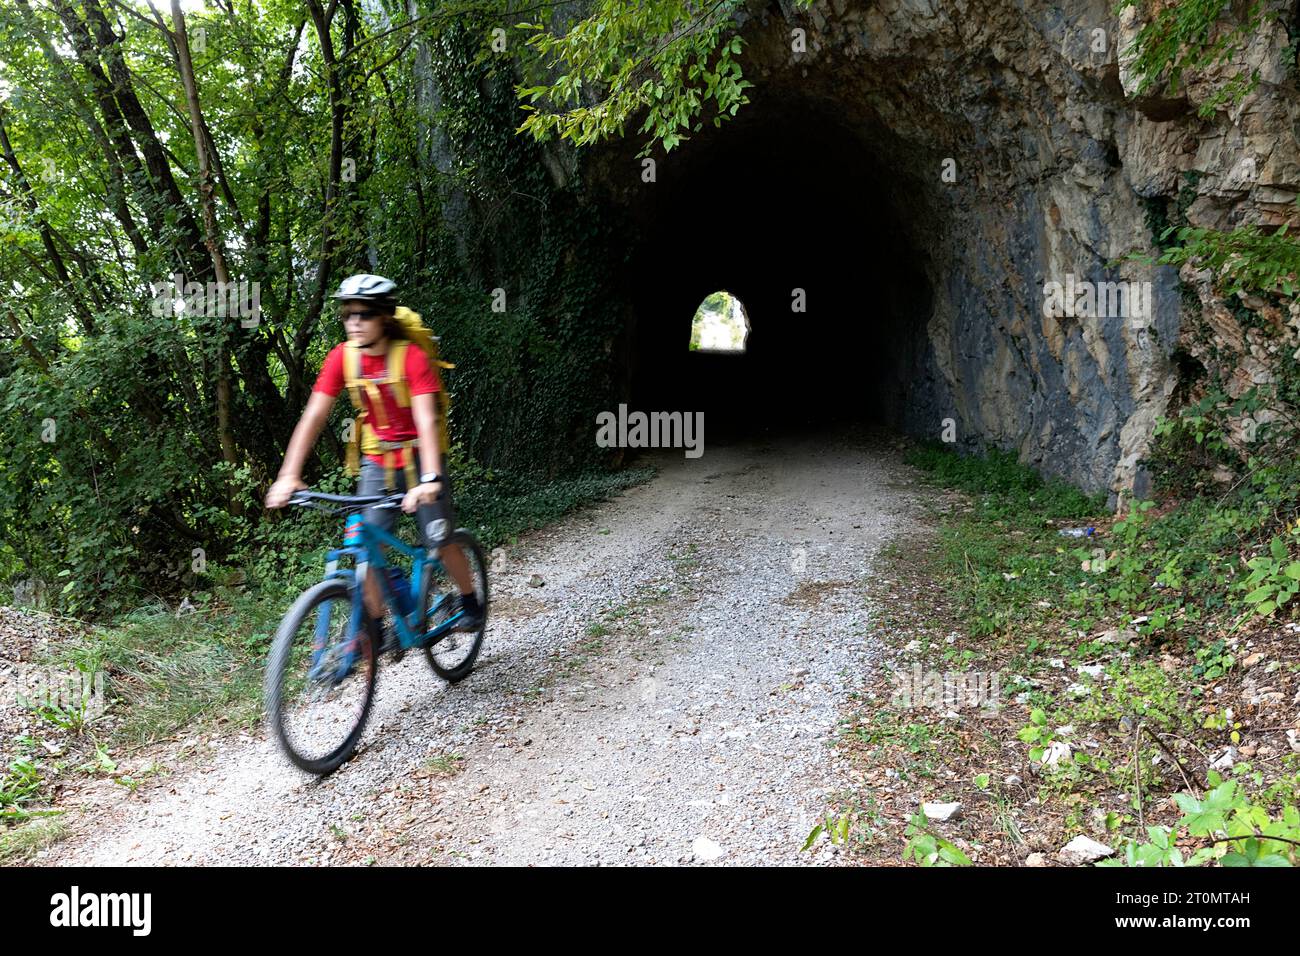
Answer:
[
  {"left": 271, "top": 586, "right": 374, "bottom": 770},
  {"left": 421, "top": 531, "right": 489, "bottom": 682}
]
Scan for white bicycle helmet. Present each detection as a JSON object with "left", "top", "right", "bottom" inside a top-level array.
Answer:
[{"left": 332, "top": 273, "right": 396, "bottom": 302}]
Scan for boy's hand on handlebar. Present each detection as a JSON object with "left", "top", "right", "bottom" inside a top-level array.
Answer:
[
  {"left": 265, "top": 476, "right": 308, "bottom": 509},
  {"left": 402, "top": 481, "right": 442, "bottom": 513}
]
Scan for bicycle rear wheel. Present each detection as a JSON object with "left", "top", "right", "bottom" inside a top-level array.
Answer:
[
  {"left": 264, "top": 578, "right": 378, "bottom": 775},
  {"left": 419, "top": 529, "right": 489, "bottom": 683}
]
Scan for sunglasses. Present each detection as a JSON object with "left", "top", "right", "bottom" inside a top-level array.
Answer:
[{"left": 341, "top": 308, "right": 382, "bottom": 322}]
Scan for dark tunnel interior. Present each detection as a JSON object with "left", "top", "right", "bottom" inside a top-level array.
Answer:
[{"left": 619, "top": 106, "right": 935, "bottom": 445}]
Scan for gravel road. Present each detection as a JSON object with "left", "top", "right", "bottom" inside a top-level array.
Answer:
[{"left": 48, "top": 429, "right": 923, "bottom": 866}]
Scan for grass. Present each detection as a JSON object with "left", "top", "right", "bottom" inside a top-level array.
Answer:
[
  {"left": 0, "top": 818, "right": 68, "bottom": 863},
  {"left": 811, "top": 441, "right": 1300, "bottom": 865},
  {"left": 906, "top": 443, "right": 1103, "bottom": 638},
  {"left": 913, "top": 431, "right": 1300, "bottom": 640},
  {"left": 422, "top": 753, "right": 465, "bottom": 777},
  {"left": 0, "top": 756, "right": 46, "bottom": 819},
  {"left": 803, "top": 790, "right": 888, "bottom": 855},
  {"left": 61, "top": 586, "right": 278, "bottom": 748},
  {"left": 906, "top": 444, "right": 1100, "bottom": 512},
  {"left": 0, "top": 737, "right": 66, "bottom": 862},
  {"left": 846, "top": 709, "right": 958, "bottom": 783}
]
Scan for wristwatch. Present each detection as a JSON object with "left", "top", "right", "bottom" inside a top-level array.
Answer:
[{"left": 419, "top": 472, "right": 441, "bottom": 485}]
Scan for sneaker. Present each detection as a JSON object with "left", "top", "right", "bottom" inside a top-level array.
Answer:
[
  {"left": 450, "top": 593, "right": 484, "bottom": 632},
  {"left": 372, "top": 616, "right": 399, "bottom": 655},
  {"left": 386, "top": 617, "right": 407, "bottom": 661}
]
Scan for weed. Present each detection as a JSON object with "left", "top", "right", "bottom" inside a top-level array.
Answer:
[
  {"left": 0, "top": 758, "right": 45, "bottom": 819},
  {"left": 903, "top": 810, "right": 971, "bottom": 866},
  {"left": 423, "top": 753, "right": 465, "bottom": 777},
  {"left": 0, "top": 818, "right": 67, "bottom": 863}
]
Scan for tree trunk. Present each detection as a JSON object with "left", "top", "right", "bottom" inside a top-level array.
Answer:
[{"left": 169, "top": 0, "right": 241, "bottom": 511}]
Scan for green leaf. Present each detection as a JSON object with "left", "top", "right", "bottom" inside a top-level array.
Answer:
[
  {"left": 937, "top": 842, "right": 972, "bottom": 866},
  {"left": 1177, "top": 782, "right": 1238, "bottom": 836},
  {"left": 910, "top": 834, "right": 938, "bottom": 862},
  {"left": 800, "top": 823, "right": 823, "bottom": 851}
]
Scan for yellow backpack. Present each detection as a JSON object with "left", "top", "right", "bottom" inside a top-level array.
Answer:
[{"left": 342, "top": 306, "right": 453, "bottom": 489}]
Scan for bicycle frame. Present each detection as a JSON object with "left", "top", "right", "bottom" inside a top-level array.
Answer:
[{"left": 318, "top": 516, "right": 465, "bottom": 655}]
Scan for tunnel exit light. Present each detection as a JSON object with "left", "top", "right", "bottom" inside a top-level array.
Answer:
[{"left": 689, "top": 290, "right": 750, "bottom": 353}]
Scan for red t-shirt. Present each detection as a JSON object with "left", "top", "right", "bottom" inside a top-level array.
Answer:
[{"left": 313, "top": 342, "right": 441, "bottom": 468}]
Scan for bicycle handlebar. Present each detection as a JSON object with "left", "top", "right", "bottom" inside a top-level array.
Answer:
[
  {"left": 287, "top": 489, "right": 405, "bottom": 515},
  {"left": 292, "top": 490, "right": 403, "bottom": 505}
]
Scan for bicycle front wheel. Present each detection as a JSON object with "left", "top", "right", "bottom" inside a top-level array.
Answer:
[
  {"left": 264, "top": 578, "right": 378, "bottom": 775},
  {"left": 420, "top": 529, "right": 489, "bottom": 683}
]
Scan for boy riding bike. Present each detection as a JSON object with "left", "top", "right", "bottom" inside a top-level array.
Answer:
[{"left": 264, "top": 273, "right": 483, "bottom": 648}]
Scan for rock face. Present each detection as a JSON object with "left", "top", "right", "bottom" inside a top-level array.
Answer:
[{"left": 578, "top": 0, "right": 1299, "bottom": 497}]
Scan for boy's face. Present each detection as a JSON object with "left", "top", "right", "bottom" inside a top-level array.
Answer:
[{"left": 340, "top": 300, "right": 392, "bottom": 348}]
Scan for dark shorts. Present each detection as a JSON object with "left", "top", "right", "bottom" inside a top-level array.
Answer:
[{"left": 356, "top": 454, "right": 456, "bottom": 550}]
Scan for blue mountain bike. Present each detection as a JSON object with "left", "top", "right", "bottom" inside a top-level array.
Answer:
[{"left": 264, "top": 489, "right": 488, "bottom": 775}]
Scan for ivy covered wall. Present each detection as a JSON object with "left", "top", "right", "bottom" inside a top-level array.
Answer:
[{"left": 403, "top": 19, "right": 636, "bottom": 478}]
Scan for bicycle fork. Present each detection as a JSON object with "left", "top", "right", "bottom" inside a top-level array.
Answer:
[{"left": 309, "top": 559, "right": 368, "bottom": 684}]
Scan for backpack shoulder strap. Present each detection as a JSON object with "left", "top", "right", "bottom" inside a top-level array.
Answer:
[
  {"left": 341, "top": 345, "right": 364, "bottom": 476},
  {"left": 387, "top": 340, "right": 412, "bottom": 408},
  {"left": 343, "top": 342, "right": 390, "bottom": 429},
  {"left": 342, "top": 343, "right": 364, "bottom": 408}
]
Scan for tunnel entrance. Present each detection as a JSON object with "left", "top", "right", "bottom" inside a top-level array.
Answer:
[
  {"left": 571, "top": 6, "right": 1187, "bottom": 495},
  {"left": 617, "top": 104, "right": 934, "bottom": 446}
]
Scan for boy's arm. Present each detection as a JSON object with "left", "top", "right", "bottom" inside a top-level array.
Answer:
[{"left": 265, "top": 390, "right": 336, "bottom": 508}]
